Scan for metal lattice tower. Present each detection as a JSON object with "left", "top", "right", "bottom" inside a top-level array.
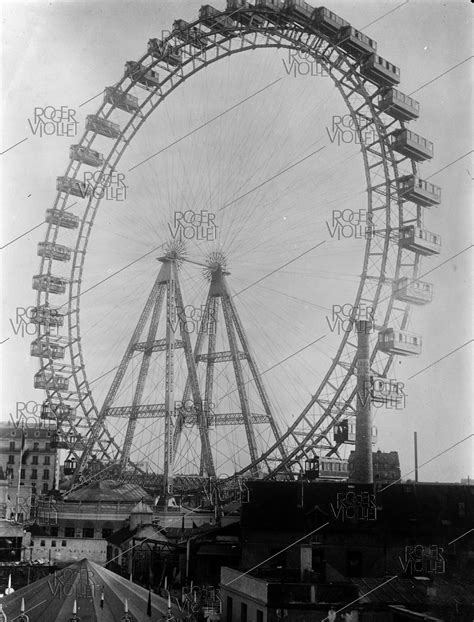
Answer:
[
  {"left": 173, "top": 258, "right": 288, "bottom": 479},
  {"left": 76, "top": 247, "right": 215, "bottom": 494}
]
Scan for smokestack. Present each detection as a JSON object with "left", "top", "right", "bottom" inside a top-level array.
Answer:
[
  {"left": 414, "top": 431, "right": 418, "bottom": 483},
  {"left": 350, "top": 319, "right": 373, "bottom": 484}
]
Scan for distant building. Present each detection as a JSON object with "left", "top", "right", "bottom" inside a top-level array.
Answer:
[
  {"left": 21, "top": 489, "right": 156, "bottom": 568},
  {"left": 0, "top": 519, "right": 23, "bottom": 562},
  {"left": 0, "top": 421, "right": 58, "bottom": 519},
  {"left": 228, "top": 480, "right": 474, "bottom": 619},
  {"left": 23, "top": 531, "right": 107, "bottom": 565},
  {"left": 50, "top": 480, "right": 153, "bottom": 539},
  {"left": 348, "top": 449, "right": 401, "bottom": 482},
  {"left": 107, "top": 502, "right": 174, "bottom": 583},
  {"left": 221, "top": 564, "right": 470, "bottom": 622}
]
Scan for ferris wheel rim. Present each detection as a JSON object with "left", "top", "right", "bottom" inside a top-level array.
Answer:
[{"left": 33, "top": 4, "right": 426, "bottom": 482}]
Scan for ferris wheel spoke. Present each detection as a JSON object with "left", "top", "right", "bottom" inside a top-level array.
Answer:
[{"left": 31, "top": 1, "right": 440, "bottom": 490}]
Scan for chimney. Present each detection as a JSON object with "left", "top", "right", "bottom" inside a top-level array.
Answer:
[
  {"left": 350, "top": 320, "right": 373, "bottom": 484},
  {"left": 300, "top": 544, "right": 312, "bottom": 580}
]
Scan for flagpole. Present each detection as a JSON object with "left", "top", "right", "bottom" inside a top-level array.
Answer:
[{"left": 15, "top": 423, "right": 25, "bottom": 522}]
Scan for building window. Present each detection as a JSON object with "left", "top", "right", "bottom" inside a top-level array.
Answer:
[
  {"left": 40, "top": 540, "right": 45, "bottom": 547},
  {"left": 240, "top": 603, "right": 248, "bottom": 622},
  {"left": 257, "top": 611, "right": 264, "bottom": 622},
  {"left": 33, "top": 442, "right": 39, "bottom": 451},
  {"left": 32, "top": 456, "right": 39, "bottom": 465},
  {"left": 44, "top": 456, "right": 51, "bottom": 465},
  {"left": 51, "top": 526, "right": 58, "bottom": 537},
  {"left": 83, "top": 527, "right": 94, "bottom": 539},
  {"left": 226, "top": 597, "right": 233, "bottom": 622},
  {"left": 45, "top": 443, "right": 51, "bottom": 451},
  {"left": 51, "top": 540, "right": 56, "bottom": 547},
  {"left": 62, "top": 540, "right": 67, "bottom": 547},
  {"left": 20, "top": 469, "right": 25, "bottom": 480},
  {"left": 7, "top": 455, "right": 14, "bottom": 464},
  {"left": 9, "top": 442, "right": 15, "bottom": 451},
  {"left": 42, "top": 483, "right": 49, "bottom": 492},
  {"left": 31, "top": 469, "right": 38, "bottom": 480},
  {"left": 65, "top": 527, "right": 75, "bottom": 538},
  {"left": 43, "top": 469, "right": 50, "bottom": 480}
]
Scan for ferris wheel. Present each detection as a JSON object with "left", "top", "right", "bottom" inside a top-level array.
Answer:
[{"left": 31, "top": 0, "right": 441, "bottom": 491}]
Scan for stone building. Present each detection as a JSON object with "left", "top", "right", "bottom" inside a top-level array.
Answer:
[{"left": 0, "top": 420, "right": 58, "bottom": 518}]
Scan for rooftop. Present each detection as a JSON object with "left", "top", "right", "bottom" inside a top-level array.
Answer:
[{"left": 64, "top": 480, "right": 152, "bottom": 503}]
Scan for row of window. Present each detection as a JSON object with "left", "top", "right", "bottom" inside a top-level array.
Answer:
[
  {"left": 318, "top": 7, "right": 349, "bottom": 28},
  {"left": 33, "top": 527, "right": 113, "bottom": 541},
  {"left": 399, "top": 228, "right": 441, "bottom": 245},
  {"left": 369, "top": 55, "right": 400, "bottom": 75},
  {"left": 33, "top": 539, "right": 68, "bottom": 548},
  {"left": 379, "top": 331, "right": 421, "bottom": 346},
  {"left": 347, "top": 27, "right": 376, "bottom": 48},
  {"left": 321, "top": 460, "right": 348, "bottom": 472},
  {"left": 400, "top": 176, "right": 440, "bottom": 196},
  {"left": 226, "top": 597, "right": 263, "bottom": 622},
  {"left": 6, "top": 476, "right": 50, "bottom": 492},
  {"left": 397, "top": 333, "right": 420, "bottom": 345},
  {"left": 5, "top": 467, "right": 51, "bottom": 480},
  {"left": 391, "top": 89, "right": 420, "bottom": 111},
  {"left": 374, "top": 472, "right": 398, "bottom": 479},
  {"left": 410, "top": 281, "right": 432, "bottom": 291},
  {"left": 8, "top": 441, "right": 52, "bottom": 451},
  {"left": 7, "top": 454, "right": 51, "bottom": 464},
  {"left": 403, "top": 130, "right": 434, "bottom": 151}
]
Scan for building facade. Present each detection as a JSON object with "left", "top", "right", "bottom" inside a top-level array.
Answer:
[{"left": 0, "top": 421, "right": 58, "bottom": 519}]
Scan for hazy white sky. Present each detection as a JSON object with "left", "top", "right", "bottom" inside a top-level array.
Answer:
[{"left": 1, "top": 1, "right": 472, "bottom": 481}]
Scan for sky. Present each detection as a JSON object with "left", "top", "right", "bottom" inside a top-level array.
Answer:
[{"left": 0, "top": 0, "right": 472, "bottom": 482}]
